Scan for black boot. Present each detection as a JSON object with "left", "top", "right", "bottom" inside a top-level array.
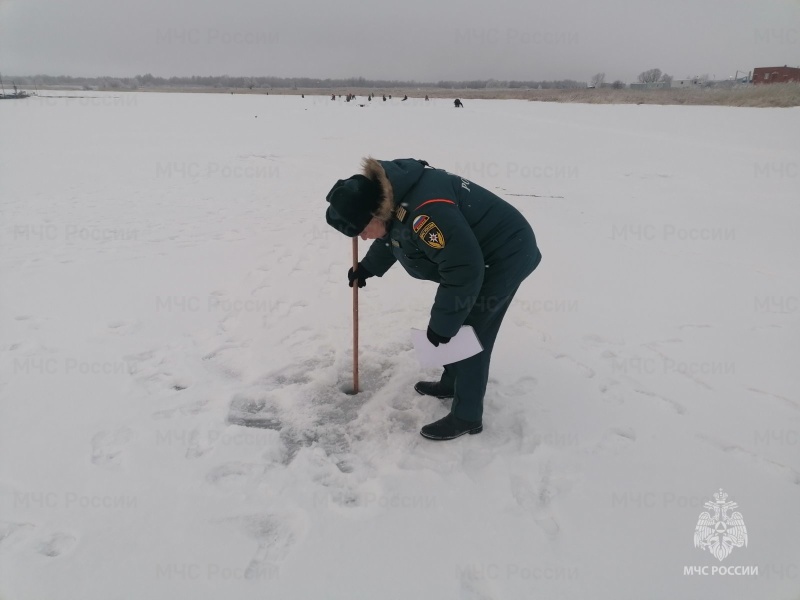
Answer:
[
  {"left": 420, "top": 413, "right": 482, "bottom": 440},
  {"left": 414, "top": 381, "right": 454, "bottom": 399}
]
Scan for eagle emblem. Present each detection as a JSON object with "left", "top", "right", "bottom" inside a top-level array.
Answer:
[{"left": 693, "top": 489, "right": 748, "bottom": 562}]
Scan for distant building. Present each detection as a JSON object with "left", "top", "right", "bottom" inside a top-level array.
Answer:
[
  {"left": 629, "top": 81, "right": 670, "bottom": 90},
  {"left": 672, "top": 78, "right": 703, "bottom": 87},
  {"left": 752, "top": 66, "right": 800, "bottom": 85}
]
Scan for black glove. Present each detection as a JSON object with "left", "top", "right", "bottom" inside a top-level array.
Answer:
[
  {"left": 426, "top": 326, "right": 451, "bottom": 347},
  {"left": 348, "top": 263, "right": 373, "bottom": 288}
]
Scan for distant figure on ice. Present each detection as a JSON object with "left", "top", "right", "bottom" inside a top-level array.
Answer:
[
  {"left": 402, "top": 95, "right": 408, "bottom": 101},
  {"left": 324, "top": 158, "right": 541, "bottom": 441},
  {"left": 382, "top": 95, "right": 387, "bottom": 101},
  {"left": 454, "top": 98, "right": 464, "bottom": 108},
  {"left": 331, "top": 94, "right": 336, "bottom": 100},
  {"left": 425, "top": 95, "right": 429, "bottom": 101}
]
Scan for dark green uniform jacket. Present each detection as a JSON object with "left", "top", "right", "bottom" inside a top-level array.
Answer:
[{"left": 360, "top": 158, "right": 541, "bottom": 338}]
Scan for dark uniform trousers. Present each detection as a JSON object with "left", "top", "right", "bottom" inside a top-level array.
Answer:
[{"left": 439, "top": 284, "right": 523, "bottom": 423}]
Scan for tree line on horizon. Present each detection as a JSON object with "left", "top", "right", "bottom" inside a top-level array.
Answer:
[
  {"left": 9, "top": 73, "right": 589, "bottom": 90},
  {"left": 590, "top": 69, "right": 673, "bottom": 88}
]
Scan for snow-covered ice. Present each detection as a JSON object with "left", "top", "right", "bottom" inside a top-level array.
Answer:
[{"left": 1, "top": 91, "right": 799, "bottom": 599}]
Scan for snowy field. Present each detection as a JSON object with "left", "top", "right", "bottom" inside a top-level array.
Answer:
[{"left": 1, "top": 91, "right": 799, "bottom": 600}]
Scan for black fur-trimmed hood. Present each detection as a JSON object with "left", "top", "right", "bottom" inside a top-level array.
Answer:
[{"left": 361, "top": 157, "right": 428, "bottom": 222}]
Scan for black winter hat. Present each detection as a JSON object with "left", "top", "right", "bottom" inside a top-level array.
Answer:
[{"left": 325, "top": 174, "right": 382, "bottom": 237}]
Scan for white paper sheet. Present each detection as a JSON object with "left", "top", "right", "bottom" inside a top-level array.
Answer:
[{"left": 411, "top": 326, "right": 484, "bottom": 368}]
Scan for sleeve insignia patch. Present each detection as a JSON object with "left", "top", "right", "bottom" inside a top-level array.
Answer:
[
  {"left": 419, "top": 221, "right": 445, "bottom": 249},
  {"left": 412, "top": 215, "right": 429, "bottom": 233},
  {"left": 395, "top": 206, "right": 408, "bottom": 223}
]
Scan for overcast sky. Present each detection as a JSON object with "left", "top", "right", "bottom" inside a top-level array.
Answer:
[{"left": 1, "top": 0, "right": 798, "bottom": 82}]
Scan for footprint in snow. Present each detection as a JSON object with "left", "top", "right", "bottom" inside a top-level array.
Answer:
[
  {"left": 633, "top": 389, "right": 686, "bottom": 415},
  {"left": 184, "top": 429, "right": 216, "bottom": 460},
  {"left": 241, "top": 513, "right": 299, "bottom": 560},
  {"left": 598, "top": 379, "right": 624, "bottom": 403},
  {"left": 251, "top": 353, "right": 336, "bottom": 391},
  {"left": 388, "top": 393, "right": 414, "bottom": 411},
  {"left": 480, "top": 405, "right": 541, "bottom": 454},
  {"left": 91, "top": 427, "right": 133, "bottom": 467},
  {"left": 746, "top": 387, "right": 799, "bottom": 412},
  {"left": 106, "top": 320, "right": 140, "bottom": 335},
  {"left": 0, "top": 522, "right": 35, "bottom": 547},
  {"left": 388, "top": 410, "right": 419, "bottom": 433},
  {"left": 582, "top": 333, "right": 625, "bottom": 346},
  {"left": 279, "top": 424, "right": 353, "bottom": 468},
  {"left": 201, "top": 342, "right": 248, "bottom": 362},
  {"left": 278, "top": 326, "right": 322, "bottom": 350},
  {"left": 227, "top": 393, "right": 282, "bottom": 430},
  {"left": 497, "top": 376, "right": 538, "bottom": 398},
  {"left": 459, "top": 571, "right": 499, "bottom": 600},
  {"left": 509, "top": 465, "right": 572, "bottom": 539},
  {"left": 152, "top": 398, "right": 210, "bottom": 420},
  {"left": 696, "top": 434, "right": 800, "bottom": 486},
  {"left": 590, "top": 427, "right": 637, "bottom": 454},
  {"left": 13, "top": 315, "right": 46, "bottom": 330},
  {"left": 125, "top": 347, "right": 192, "bottom": 392},
  {"left": 206, "top": 462, "right": 270, "bottom": 489},
  {"left": 554, "top": 354, "right": 595, "bottom": 378},
  {"left": 36, "top": 532, "right": 78, "bottom": 557},
  {"left": 215, "top": 512, "right": 303, "bottom": 580}
]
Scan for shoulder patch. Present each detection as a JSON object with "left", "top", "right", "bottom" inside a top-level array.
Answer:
[
  {"left": 419, "top": 221, "right": 445, "bottom": 249},
  {"left": 395, "top": 206, "right": 408, "bottom": 223},
  {"left": 412, "top": 215, "right": 429, "bottom": 233}
]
